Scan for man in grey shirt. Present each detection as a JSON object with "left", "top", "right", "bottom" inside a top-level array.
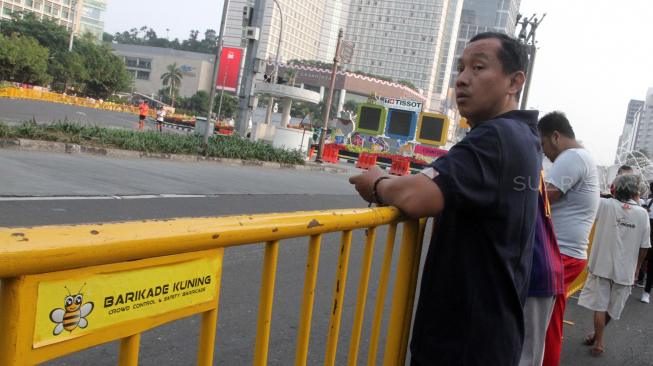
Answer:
[{"left": 538, "top": 111, "right": 600, "bottom": 366}]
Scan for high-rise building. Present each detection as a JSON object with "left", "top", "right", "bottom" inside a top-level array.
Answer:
[
  {"left": 449, "top": 0, "right": 521, "bottom": 87},
  {"left": 630, "top": 89, "right": 653, "bottom": 157},
  {"left": 0, "top": 0, "right": 77, "bottom": 30},
  {"left": 0, "top": 0, "right": 106, "bottom": 40},
  {"left": 433, "top": 0, "right": 463, "bottom": 110},
  {"left": 342, "top": 0, "right": 460, "bottom": 111},
  {"left": 224, "top": 0, "right": 332, "bottom": 63},
  {"left": 223, "top": 0, "right": 466, "bottom": 111},
  {"left": 77, "top": 0, "right": 106, "bottom": 40},
  {"left": 615, "top": 99, "right": 645, "bottom": 163}
]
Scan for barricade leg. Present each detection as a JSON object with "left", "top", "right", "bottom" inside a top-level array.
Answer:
[
  {"left": 295, "top": 235, "right": 323, "bottom": 366},
  {"left": 366, "top": 223, "right": 398, "bottom": 366},
  {"left": 253, "top": 240, "right": 280, "bottom": 366},
  {"left": 324, "top": 230, "right": 353, "bottom": 366},
  {"left": 197, "top": 248, "right": 225, "bottom": 366},
  {"left": 118, "top": 333, "right": 141, "bottom": 366},
  {"left": 382, "top": 220, "right": 421, "bottom": 366},
  {"left": 347, "top": 227, "right": 377, "bottom": 366},
  {"left": 397, "top": 219, "right": 427, "bottom": 364},
  {"left": 0, "top": 277, "right": 35, "bottom": 366}
]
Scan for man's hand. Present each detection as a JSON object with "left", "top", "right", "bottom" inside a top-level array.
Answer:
[{"left": 349, "top": 166, "right": 386, "bottom": 203}]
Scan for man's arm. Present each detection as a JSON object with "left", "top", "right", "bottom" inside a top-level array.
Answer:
[
  {"left": 349, "top": 166, "right": 444, "bottom": 218},
  {"left": 545, "top": 182, "right": 563, "bottom": 203}
]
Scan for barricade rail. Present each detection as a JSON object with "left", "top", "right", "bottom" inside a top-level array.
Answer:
[{"left": 0, "top": 208, "right": 426, "bottom": 366}]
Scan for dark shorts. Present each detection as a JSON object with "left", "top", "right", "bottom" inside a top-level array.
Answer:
[{"left": 139, "top": 115, "right": 146, "bottom": 120}]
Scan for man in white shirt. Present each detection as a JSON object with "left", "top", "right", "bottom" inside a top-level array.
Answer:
[
  {"left": 538, "top": 111, "right": 600, "bottom": 366},
  {"left": 578, "top": 174, "right": 650, "bottom": 356}
]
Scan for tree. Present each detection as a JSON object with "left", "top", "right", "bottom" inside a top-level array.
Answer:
[
  {"left": 48, "top": 50, "right": 87, "bottom": 92},
  {"left": 343, "top": 100, "right": 359, "bottom": 112},
  {"left": 187, "top": 90, "right": 210, "bottom": 114},
  {"left": 0, "top": 34, "right": 51, "bottom": 84},
  {"left": 74, "top": 38, "right": 132, "bottom": 98},
  {"left": 214, "top": 93, "right": 238, "bottom": 118},
  {"left": 0, "top": 12, "right": 68, "bottom": 51},
  {"left": 1, "top": 12, "right": 131, "bottom": 97},
  {"left": 160, "top": 63, "right": 183, "bottom": 107}
]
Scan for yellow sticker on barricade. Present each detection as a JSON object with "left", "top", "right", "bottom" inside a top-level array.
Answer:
[{"left": 33, "top": 254, "right": 220, "bottom": 348}]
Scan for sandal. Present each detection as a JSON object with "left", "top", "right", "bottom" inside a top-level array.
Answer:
[
  {"left": 583, "top": 334, "right": 595, "bottom": 346},
  {"left": 591, "top": 345, "right": 604, "bottom": 357}
]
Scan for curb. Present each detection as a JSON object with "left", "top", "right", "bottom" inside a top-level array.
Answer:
[{"left": 0, "top": 138, "right": 348, "bottom": 174}]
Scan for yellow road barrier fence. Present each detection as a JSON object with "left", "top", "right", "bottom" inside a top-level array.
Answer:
[
  {"left": 0, "top": 87, "right": 150, "bottom": 116},
  {"left": 0, "top": 208, "right": 426, "bottom": 366}
]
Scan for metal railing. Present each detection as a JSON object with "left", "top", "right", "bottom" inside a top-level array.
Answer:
[{"left": 0, "top": 208, "right": 425, "bottom": 366}]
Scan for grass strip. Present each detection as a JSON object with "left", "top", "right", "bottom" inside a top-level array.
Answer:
[{"left": 0, "top": 121, "right": 305, "bottom": 165}]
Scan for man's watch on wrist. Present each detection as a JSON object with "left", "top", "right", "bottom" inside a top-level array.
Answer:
[{"left": 370, "top": 176, "right": 391, "bottom": 206}]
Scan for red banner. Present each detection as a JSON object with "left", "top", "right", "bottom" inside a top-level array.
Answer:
[{"left": 216, "top": 47, "right": 243, "bottom": 92}]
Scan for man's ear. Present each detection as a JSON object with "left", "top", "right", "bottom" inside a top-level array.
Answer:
[{"left": 509, "top": 71, "right": 526, "bottom": 97}]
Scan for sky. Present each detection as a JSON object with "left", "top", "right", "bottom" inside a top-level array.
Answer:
[{"left": 104, "top": 0, "right": 653, "bottom": 166}]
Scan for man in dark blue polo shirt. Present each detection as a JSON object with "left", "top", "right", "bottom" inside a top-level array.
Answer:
[{"left": 350, "top": 32, "right": 541, "bottom": 365}]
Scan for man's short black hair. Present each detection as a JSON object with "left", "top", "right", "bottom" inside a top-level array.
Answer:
[
  {"left": 468, "top": 32, "right": 528, "bottom": 75},
  {"left": 618, "top": 165, "right": 633, "bottom": 174},
  {"left": 538, "top": 111, "right": 576, "bottom": 139}
]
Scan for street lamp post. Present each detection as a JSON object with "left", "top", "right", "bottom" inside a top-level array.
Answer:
[
  {"left": 204, "top": 0, "right": 231, "bottom": 147},
  {"left": 264, "top": 0, "right": 284, "bottom": 125},
  {"left": 316, "top": 29, "right": 344, "bottom": 162},
  {"left": 68, "top": 0, "right": 78, "bottom": 51}
]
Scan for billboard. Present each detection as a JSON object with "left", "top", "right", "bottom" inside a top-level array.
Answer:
[
  {"left": 216, "top": 47, "right": 243, "bottom": 92},
  {"left": 416, "top": 112, "right": 450, "bottom": 146},
  {"left": 385, "top": 108, "right": 418, "bottom": 140},
  {"left": 355, "top": 103, "right": 387, "bottom": 136}
]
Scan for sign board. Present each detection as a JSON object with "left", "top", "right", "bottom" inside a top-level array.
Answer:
[
  {"left": 217, "top": 47, "right": 244, "bottom": 92},
  {"left": 340, "top": 41, "right": 354, "bottom": 63},
  {"left": 32, "top": 251, "right": 221, "bottom": 348},
  {"left": 378, "top": 97, "right": 422, "bottom": 113},
  {"left": 355, "top": 103, "right": 387, "bottom": 136},
  {"left": 416, "top": 112, "right": 450, "bottom": 146},
  {"left": 385, "top": 108, "right": 418, "bottom": 140}
]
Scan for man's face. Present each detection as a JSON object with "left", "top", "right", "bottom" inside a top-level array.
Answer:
[
  {"left": 455, "top": 38, "right": 516, "bottom": 125},
  {"left": 540, "top": 134, "right": 559, "bottom": 162}
]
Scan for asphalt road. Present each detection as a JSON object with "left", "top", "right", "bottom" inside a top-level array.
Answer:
[
  {"left": 2, "top": 145, "right": 653, "bottom": 365},
  {"left": 0, "top": 98, "right": 140, "bottom": 129}
]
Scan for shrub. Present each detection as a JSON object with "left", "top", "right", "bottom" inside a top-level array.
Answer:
[{"left": 1, "top": 121, "right": 305, "bottom": 165}]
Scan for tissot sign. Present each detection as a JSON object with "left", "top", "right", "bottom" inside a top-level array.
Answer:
[{"left": 378, "top": 97, "right": 423, "bottom": 112}]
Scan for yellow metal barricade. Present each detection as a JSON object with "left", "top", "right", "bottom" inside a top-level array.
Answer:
[
  {"left": 0, "top": 208, "right": 425, "bottom": 366},
  {"left": 0, "top": 87, "right": 151, "bottom": 117}
]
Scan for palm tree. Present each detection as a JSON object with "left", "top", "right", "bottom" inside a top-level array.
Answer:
[{"left": 160, "top": 63, "right": 183, "bottom": 107}]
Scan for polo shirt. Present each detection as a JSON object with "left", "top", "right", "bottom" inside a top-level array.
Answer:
[{"left": 410, "top": 110, "right": 541, "bottom": 366}]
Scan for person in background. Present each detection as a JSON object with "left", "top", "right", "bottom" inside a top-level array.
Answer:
[
  {"left": 608, "top": 165, "right": 634, "bottom": 197},
  {"left": 639, "top": 181, "right": 653, "bottom": 302},
  {"left": 156, "top": 106, "right": 166, "bottom": 132},
  {"left": 138, "top": 100, "right": 149, "bottom": 131},
  {"left": 578, "top": 174, "right": 650, "bottom": 356},
  {"left": 538, "top": 111, "right": 600, "bottom": 366}
]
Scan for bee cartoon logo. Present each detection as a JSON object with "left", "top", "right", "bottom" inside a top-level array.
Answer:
[{"left": 49, "top": 284, "right": 94, "bottom": 336}]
